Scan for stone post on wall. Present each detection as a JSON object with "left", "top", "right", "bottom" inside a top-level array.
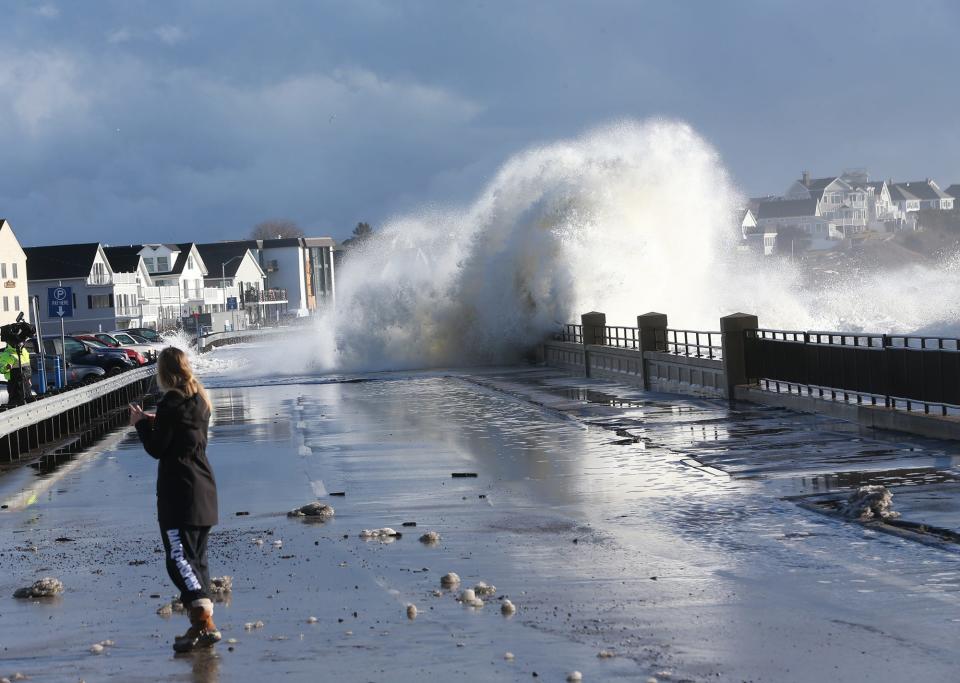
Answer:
[
  {"left": 580, "top": 311, "right": 606, "bottom": 378},
  {"left": 720, "top": 312, "right": 759, "bottom": 399},
  {"left": 636, "top": 312, "right": 668, "bottom": 389}
]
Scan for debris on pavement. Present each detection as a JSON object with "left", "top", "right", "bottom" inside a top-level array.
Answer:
[
  {"left": 13, "top": 577, "right": 63, "bottom": 598},
  {"left": 839, "top": 485, "right": 900, "bottom": 521},
  {"left": 419, "top": 531, "right": 441, "bottom": 545},
  {"left": 440, "top": 572, "right": 460, "bottom": 588},
  {"left": 359, "top": 528, "right": 401, "bottom": 540},
  {"left": 287, "top": 502, "right": 335, "bottom": 519}
]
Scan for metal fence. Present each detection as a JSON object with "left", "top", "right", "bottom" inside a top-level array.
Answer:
[
  {"left": 553, "top": 324, "right": 583, "bottom": 344},
  {"left": 603, "top": 326, "right": 639, "bottom": 349},
  {"left": 745, "top": 328, "right": 960, "bottom": 415},
  {"left": 656, "top": 328, "right": 723, "bottom": 359}
]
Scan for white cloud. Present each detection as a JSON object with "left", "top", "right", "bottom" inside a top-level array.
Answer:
[
  {"left": 34, "top": 4, "right": 59, "bottom": 19},
  {"left": 155, "top": 25, "right": 186, "bottom": 45},
  {"left": 0, "top": 52, "right": 91, "bottom": 135},
  {"left": 107, "top": 28, "right": 132, "bottom": 44}
]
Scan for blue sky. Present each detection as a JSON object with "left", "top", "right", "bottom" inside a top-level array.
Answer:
[{"left": 2, "top": 0, "right": 959, "bottom": 246}]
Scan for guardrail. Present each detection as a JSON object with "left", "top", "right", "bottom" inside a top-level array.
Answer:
[
  {"left": 0, "top": 365, "right": 157, "bottom": 462},
  {"left": 745, "top": 328, "right": 960, "bottom": 416},
  {"left": 657, "top": 328, "right": 723, "bottom": 359}
]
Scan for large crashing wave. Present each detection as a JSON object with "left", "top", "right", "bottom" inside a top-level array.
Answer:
[{"left": 278, "top": 119, "right": 960, "bottom": 374}]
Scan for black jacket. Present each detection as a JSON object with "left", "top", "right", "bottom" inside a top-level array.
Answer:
[{"left": 135, "top": 389, "right": 218, "bottom": 528}]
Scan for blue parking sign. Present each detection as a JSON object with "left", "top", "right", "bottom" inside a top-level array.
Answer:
[
  {"left": 226, "top": 297, "right": 238, "bottom": 311},
  {"left": 48, "top": 286, "right": 73, "bottom": 318}
]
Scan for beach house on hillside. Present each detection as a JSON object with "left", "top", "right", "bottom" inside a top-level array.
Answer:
[
  {"left": 0, "top": 220, "right": 30, "bottom": 324},
  {"left": 754, "top": 198, "right": 843, "bottom": 250},
  {"left": 891, "top": 180, "right": 954, "bottom": 212},
  {"left": 785, "top": 173, "right": 868, "bottom": 235}
]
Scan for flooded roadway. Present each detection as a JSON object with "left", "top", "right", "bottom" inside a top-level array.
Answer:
[{"left": 0, "top": 361, "right": 959, "bottom": 682}]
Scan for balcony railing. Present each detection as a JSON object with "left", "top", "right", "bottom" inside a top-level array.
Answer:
[{"left": 243, "top": 287, "right": 287, "bottom": 303}]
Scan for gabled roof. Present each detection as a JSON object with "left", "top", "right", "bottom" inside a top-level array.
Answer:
[
  {"left": 756, "top": 199, "right": 820, "bottom": 220},
  {"left": 103, "top": 245, "right": 143, "bottom": 273},
  {"left": 152, "top": 243, "right": 207, "bottom": 277},
  {"left": 23, "top": 243, "right": 102, "bottom": 280},
  {"left": 894, "top": 180, "right": 951, "bottom": 201},
  {"left": 888, "top": 184, "right": 920, "bottom": 202},
  {"left": 195, "top": 242, "right": 261, "bottom": 278},
  {"left": 943, "top": 184, "right": 960, "bottom": 199}
]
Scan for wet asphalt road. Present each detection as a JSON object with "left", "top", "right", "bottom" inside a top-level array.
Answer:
[{"left": 0, "top": 364, "right": 958, "bottom": 682}]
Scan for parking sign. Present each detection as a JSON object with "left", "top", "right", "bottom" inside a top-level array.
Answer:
[{"left": 48, "top": 286, "right": 73, "bottom": 318}]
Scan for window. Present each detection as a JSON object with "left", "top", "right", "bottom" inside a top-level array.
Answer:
[
  {"left": 188, "top": 255, "right": 195, "bottom": 270},
  {"left": 157, "top": 256, "right": 169, "bottom": 271},
  {"left": 2, "top": 296, "right": 7, "bottom": 311},
  {"left": 64, "top": 338, "right": 86, "bottom": 360},
  {"left": 1, "top": 264, "right": 6, "bottom": 278},
  {"left": 11, "top": 263, "right": 17, "bottom": 278},
  {"left": 88, "top": 294, "right": 111, "bottom": 309},
  {"left": 144, "top": 257, "right": 155, "bottom": 272},
  {"left": 14, "top": 296, "right": 19, "bottom": 311}
]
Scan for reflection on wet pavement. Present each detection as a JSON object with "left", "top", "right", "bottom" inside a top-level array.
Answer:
[{"left": 0, "top": 365, "right": 959, "bottom": 681}]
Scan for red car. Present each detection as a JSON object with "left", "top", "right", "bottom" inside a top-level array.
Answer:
[{"left": 74, "top": 334, "right": 148, "bottom": 366}]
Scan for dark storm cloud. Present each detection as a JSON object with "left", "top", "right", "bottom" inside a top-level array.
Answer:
[{"left": 2, "top": 0, "right": 959, "bottom": 246}]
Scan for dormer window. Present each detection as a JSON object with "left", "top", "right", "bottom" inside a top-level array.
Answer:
[{"left": 157, "top": 256, "right": 169, "bottom": 272}]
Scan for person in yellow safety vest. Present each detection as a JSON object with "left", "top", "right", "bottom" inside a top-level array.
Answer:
[{"left": 0, "top": 343, "right": 31, "bottom": 405}]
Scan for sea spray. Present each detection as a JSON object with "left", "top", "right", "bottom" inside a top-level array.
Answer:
[{"left": 253, "top": 119, "right": 960, "bottom": 374}]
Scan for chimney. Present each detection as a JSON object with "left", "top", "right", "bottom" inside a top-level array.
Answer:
[{"left": 802, "top": 170, "right": 810, "bottom": 185}]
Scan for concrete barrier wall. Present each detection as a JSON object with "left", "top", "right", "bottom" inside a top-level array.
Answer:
[
  {"left": 543, "top": 340, "right": 586, "bottom": 375},
  {"left": 199, "top": 327, "right": 287, "bottom": 352},
  {"left": 644, "top": 351, "right": 725, "bottom": 398}
]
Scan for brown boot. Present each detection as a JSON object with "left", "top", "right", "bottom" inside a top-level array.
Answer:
[{"left": 173, "top": 599, "right": 221, "bottom": 653}]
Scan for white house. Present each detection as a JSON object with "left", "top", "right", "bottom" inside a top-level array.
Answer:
[
  {"left": 195, "top": 242, "right": 268, "bottom": 324},
  {"left": 103, "top": 246, "right": 157, "bottom": 329},
  {"left": 891, "top": 180, "right": 954, "bottom": 212},
  {"left": 24, "top": 242, "right": 138, "bottom": 333},
  {"left": 0, "top": 220, "right": 30, "bottom": 325},
  {"left": 785, "top": 173, "right": 868, "bottom": 234},
  {"left": 139, "top": 243, "right": 224, "bottom": 320},
  {"left": 755, "top": 198, "right": 843, "bottom": 250},
  {"left": 224, "top": 236, "right": 336, "bottom": 318}
]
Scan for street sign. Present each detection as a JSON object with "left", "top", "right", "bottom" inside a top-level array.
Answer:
[
  {"left": 48, "top": 286, "right": 73, "bottom": 318},
  {"left": 226, "top": 296, "right": 238, "bottom": 311}
]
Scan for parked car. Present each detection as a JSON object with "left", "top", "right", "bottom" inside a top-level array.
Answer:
[
  {"left": 125, "top": 328, "right": 164, "bottom": 343},
  {"left": 108, "top": 330, "right": 166, "bottom": 354},
  {"left": 26, "top": 335, "right": 135, "bottom": 375},
  {"left": 75, "top": 334, "right": 148, "bottom": 366},
  {"left": 27, "top": 353, "right": 106, "bottom": 388}
]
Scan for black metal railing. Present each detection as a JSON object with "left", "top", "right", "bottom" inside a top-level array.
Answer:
[
  {"left": 656, "top": 328, "right": 723, "bottom": 359},
  {"left": 745, "top": 328, "right": 960, "bottom": 415},
  {"left": 553, "top": 324, "right": 583, "bottom": 344},
  {"left": 603, "top": 326, "right": 640, "bottom": 349}
]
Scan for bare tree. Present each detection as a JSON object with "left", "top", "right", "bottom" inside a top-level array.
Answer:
[{"left": 250, "top": 219, "right": 304, "bottom": 240}]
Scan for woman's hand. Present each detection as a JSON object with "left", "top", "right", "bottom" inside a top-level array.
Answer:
[{"left": 128, "top": 403, "right": 147, "bottom": 427}]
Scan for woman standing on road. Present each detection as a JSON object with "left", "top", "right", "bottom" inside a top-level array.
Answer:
[{"left": 129, "top": 346, "right": 221, "bottom": 653}]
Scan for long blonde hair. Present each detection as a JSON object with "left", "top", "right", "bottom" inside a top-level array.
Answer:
[{"left": 157, "top": 347, "right": 211, "bottom": 410}]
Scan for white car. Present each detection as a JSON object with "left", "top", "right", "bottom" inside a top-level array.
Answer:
[{"left": 97, "top": 332, "right": 162, "bottom": 358}]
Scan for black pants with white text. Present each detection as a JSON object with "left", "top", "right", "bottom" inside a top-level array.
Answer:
[{"left": 161, "top": 526, "right": 211, "bottom": 605}]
